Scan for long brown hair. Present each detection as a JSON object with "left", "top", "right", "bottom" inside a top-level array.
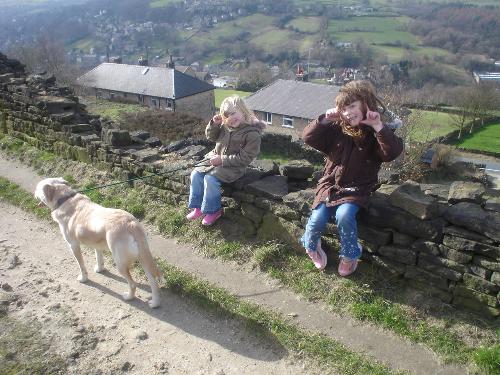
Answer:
[{"left": 335, "top": 80, "right": 386, "bottom": 139}]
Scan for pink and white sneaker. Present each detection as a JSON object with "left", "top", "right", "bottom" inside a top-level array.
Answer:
[
  {"left": 202, "top": 210, "right": 222, "bottom": 226},
  {"left": 186, "top": 208, "right": 203, "bottom": 221},
  {"left": 338, "top": 258, "right": 358, "bottom": 277},
  {"left": 306, "top": 241, "right": 327, "bottom": 270}
]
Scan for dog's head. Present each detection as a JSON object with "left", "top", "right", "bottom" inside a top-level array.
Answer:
[{"left": 34, "top": 177, "right": 72, "bottom": 209}]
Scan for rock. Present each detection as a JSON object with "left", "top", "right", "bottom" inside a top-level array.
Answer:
[
  {"left": 135, "top": 331, "right": 148, "bottom": 341},
  {"left": 121, "top": 362, "right": 134, "bottom": 371},
  {"left": 1, "top": 283, "right": 12, "bottom": 291},
  {"left": 472, "top": 256, "right": 500, "bottom": 272},
  {"left": 420, "top": 183, "right": 450, "bottom": 201},
  {"left": 444, "top": 202, "right": 500, "bottom": 242},
  {"left": 102, "top": 129, "right": 131, "bottom": 147},
  {"left": 257, "top": 212, "right": 303, "bottom": 253},
  {"left": 404, "top": 266, "right": 449, "bottom": 290},
  {"left": 418, "top": 252, "right": 467, "bottom": 273},
  {"left": 491, "top": 272, "right": 500, "bottom": 286},
  {"left": 176, "top": 144, "right": 206, "bottom": 159},
  {"left": 389, "top": 181, "right": 440, "bottom": 219},
  {"left": 368, "top": 255, "right": 406, "bottom": 276},
  {"left": 412, "top": 240, "right": 440, "bottom": 256},
  {"left": 439, "top": 245, "right": 473, "bottom": 264},
  {"left": 469, "top": 265, "right": 492, "bottom": 280},
  {"left": 282, "top": 189, "right": 315, "bottom": 214},
  {"left": 462, "top": 273, "right": 499, "bottom": 294},
  {"left": 241, "top": 202, "right": 264, "bottom": 224},
  {"left": 7, "top": 255, "right": 20, "bottom": 269},
  {"left": 443, "top": 226, "right": 496, "bottom": 245},
  {"left": 447, "top": 181, "right": 485, "bottom": 204},
  {"left": 378, "top": 245, "right": 417, "bottom": 265},
  {"left": 484, "top": 197, "right": 500, "bottom": 213},
  {"left": 232, "top": 168, "right": 266, "bottom": 191},
  {"left": 279, "top": 160, "right": 314, "bottom": 180},
  {"left": 442, "top": 235, "right": 500, "bottom": 260},
  {"left": 130, "top": 130, "right": 151, "bottom": 143},
  {"left": 250, "top": 159, "right": 279, "bottom": 176},
  {"left": 417, "top": 257, "right": 462, "bottom": 281},
  {"left": 358, "top": 225, "right": 392, "bottom": 245},
  {"left": 145, "top": 137, "right": 162, "bottom": 148},
  {"left": 392, "top": 231, "right": 415, "bottom": 246},
  {"left": 246, "top": 175, "right": 288, "bottom": 200}
]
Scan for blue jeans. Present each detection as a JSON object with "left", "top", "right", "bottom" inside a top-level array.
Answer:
[
  {"left": 301, "top": 202, "right": 361, "bottom": 260},
  {"left": 188, "top": 170, "right": 222, "bottom": 214}
]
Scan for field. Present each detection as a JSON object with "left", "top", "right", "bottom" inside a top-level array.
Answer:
[
  {"left": 81, "top": 98, "right": 147, "bottom": 122},
  {"left": 286, "top": 17, "right": 322, "bottom": 33},
  {"left": 406, "top": 109, "right": 457, "bottom": 142},
  {"left": 70, "top": 36, "right": 94, "bottom": 53},
  {"left": 149, "top": 0, "right": 182, "bottom": 8},
  {"left": 214, "top": 89, "right": 252, "bottom": 109},
  {"left": 455, "top": 121, "right": 500, "bottom": 153}
]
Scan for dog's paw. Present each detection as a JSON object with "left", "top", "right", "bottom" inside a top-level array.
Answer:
[
  {"left": 78, "top": 274, "right": 88, "bottom": 283},
  {"left": 94, "top": 265, "right": 105, "bottom": 273},
  {"left": 122, "top": 292, "right": 135, "bottom": 301},
  {"left": 148, "top": 299, "right": 160, "bottom": 309}
]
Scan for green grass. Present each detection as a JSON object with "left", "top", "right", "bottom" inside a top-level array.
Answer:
[
  {"left": 406, "top": 109, "right": 458, "bottom": 142},
  {"left": 82, "top": 97, "right": 148, "bottom": 122},
  {"left": 287, "top": 17, "right": 322, "bottom": 33},
  {"left": 472, "top": 343, "right": 500, "bottom": 375},
  {"left": 69, "top": 36, "right": 94, "bottom": 53},
  {"left": 214, "top": 89, "right": 251, "bottom": 109},
  {"left": 149, "top": 0, "right": 182, "bottom": 8},
  {"left": 1, "top": 136, "right": 498, "bottom": 373},
  {"left": 455, "top": 121, "right": 500, "bottom": 154}
]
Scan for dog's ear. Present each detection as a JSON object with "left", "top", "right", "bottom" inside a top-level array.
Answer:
[{"left": 42, "top": 184, "right": 55, "bottom": 203}]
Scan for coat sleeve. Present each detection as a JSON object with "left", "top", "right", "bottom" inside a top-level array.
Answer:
[
  {"left": 205, "top": 119, "right": 222, "bottom": 142},
  {"left": 374, "top": 126, "right": 404, "bottom": 162},
  {"left": 302, "top": 114, "right": 337, "bottom": 154},
  {"left": 221, "top": 131, "right": 261, "bottom": 168}
]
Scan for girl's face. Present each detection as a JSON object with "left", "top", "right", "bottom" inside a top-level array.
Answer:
[
  {"left": 341, "top": 100, "right": 366, "bottom": 127},
  {"left": 222, "top": 108, "right": 244, "bottom": 128}
]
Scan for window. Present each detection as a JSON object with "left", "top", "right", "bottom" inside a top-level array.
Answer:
[
  {"left": 264, "top": 112, "right": 272, "bottom": 124},
  {"left": 167, "top": 99, "right": 173, "bottom": 108},
  {"left": 282, "top": 116, "right": 294, "bottom": 128},
  {"left": 123, "top": 92, "right": 128, "bottom": 98},
  {"left": 151, "top": 98, "right": 158, "bottom": 107},
  {"left": 138, "top": 94, "right": 144, "bottom": 103}
]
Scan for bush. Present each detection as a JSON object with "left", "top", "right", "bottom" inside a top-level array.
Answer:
[{"left": 120, "top": 109, "right": 205, "bottom": 143}]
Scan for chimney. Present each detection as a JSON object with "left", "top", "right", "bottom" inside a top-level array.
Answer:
[
  {"left": 167, "top": 54, "right": 175, "bottom": 69},
  {"left": 138, "top": 56, "right": 148, "bottom": 66}
]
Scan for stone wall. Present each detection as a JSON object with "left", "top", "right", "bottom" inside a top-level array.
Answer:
[
  {"left": 175, "top": 90, "right": 215, "bottom": 121},
  {"left": 1, "top": 52, "right": 499, "bottom": 319}
]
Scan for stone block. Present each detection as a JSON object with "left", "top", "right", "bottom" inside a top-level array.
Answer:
[
  {"left": 462, "top": 273, "right": 499, "bottom": 294},
  {"left": 392, "top": 231, "right": 415, "bottom": 246},
  {"left": 492, "top": 272, "right": 500, "bottom": 286},
  {"left": 282, "top": 189, "right": 315, "bottom": 214},
  {"left": 279, "top": 159, "right": 314, "bottom": 180},
  {"left": 443, "top": 235, "right": 500, "bottom": 260},
  {"left": 439, "top": 245, "right": 473, "bottom": 264},
  {"left": 468, "top": 264, "right": 492, "bottom": 279},
  {"left": 273, "top": 204, "right": 301, "bottom": 221},
  {"left": 417, "top": 257, "right": 462, "bottom": 281},
  {"left": 257, "top": 212, "right": 303, "bottom": 253},
  {"left": 367, "top": 255, "right": 406, "bottom": 276},
  {"left": 358, "top": 225, "right": 392, "bottom": 245},
  {"left": 241, "top": 202, "right": 265, "bottom": 225},
  {"left": 419, "top": 252, "right": 467, "bottom": 273},
  {"left": 447, "top": 181, "right": 485, "bottom": 204},
  {"left": 389, "top": 181, "right": 440, "bottom": 219},
  {"left": 404, "top": 266, "right": 449, "bottom": 290},
  {"left": 452, "top": 296, "right": 499, "bottom": 318},
  {"left": 231, "top": 191, "right": 255, "bottom": 203},
  {"left": 454, "top": 285, "right": 498, "bottom": 307},
  {"left": 410, "top": 280, "right": 453, "bottom": 303},
  {"left": 246, "top": 175, "right": 288, "bottom": 200},
  {"left": 378, "top": 245, "right": 417, "bottom": 265},
  {"left": 472, "top": 256, "right": 500, "bottom": 272},
  {"left": 412, "top": 240, "right": 440, "bottom": 256},
  {"left": 444, "top": 202, "right": 500, "bottom": 242}
]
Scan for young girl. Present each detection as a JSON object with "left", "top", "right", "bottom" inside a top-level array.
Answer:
[
  {"left": 301, "top": 80, "right": 403, "bottom": 276},
  {"left": 186, "top": 95, "right": 264, "bottom": 226}
]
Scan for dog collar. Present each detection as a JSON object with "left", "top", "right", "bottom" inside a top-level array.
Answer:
[{"left": 53, "top": 191, "right": 77, "bottom": 210}]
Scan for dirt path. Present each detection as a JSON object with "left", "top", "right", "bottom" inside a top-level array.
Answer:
[{"left": 0, "top": 154, "right": 466, "bottom": 375}]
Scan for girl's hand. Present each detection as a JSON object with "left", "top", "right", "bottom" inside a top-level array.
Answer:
[
  {"left": 325, "top": 107, "right": 341, "bottom": 122},
  {"left": 360, "top": 109, "right": 383, "bottom": 132},
  {"left": 212, "top": 114, "right": 223, "bottom": 125},
  {"left": 210, "top": 154, "right": 222, "bottom": 166}
]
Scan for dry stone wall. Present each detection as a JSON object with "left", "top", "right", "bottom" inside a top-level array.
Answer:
[{"left": 1, "top": 53, "right": 499, "bottom": 319}]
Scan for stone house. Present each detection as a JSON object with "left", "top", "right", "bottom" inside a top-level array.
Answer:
[
  {"left": 76, "top": 62, "right": 216, "bottom": 120},
  {"left": 244, "top": 79, "right": 341, "bottom": 138}
]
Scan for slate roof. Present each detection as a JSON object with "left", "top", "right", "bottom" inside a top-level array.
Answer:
[
  {"left": 76, "top": 63, "right": 214, "bottom": 99},
  {"left": 244, "top": 79, "right": 341, "bottom": 120}
]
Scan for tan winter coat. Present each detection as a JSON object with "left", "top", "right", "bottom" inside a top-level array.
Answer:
[{"left": 196, "top": 119, "right": 264, "bottom": 183}]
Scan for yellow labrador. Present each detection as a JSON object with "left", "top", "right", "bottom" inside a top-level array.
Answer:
[{"left": 35, "top": 177, "right": 162, "bottom": 308}]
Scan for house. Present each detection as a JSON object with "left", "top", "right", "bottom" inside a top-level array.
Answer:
[
  {"left": 244, "top": 79, "right": 341, "bottom": 138},
  {"left": 76, "top": 62, "right": 215, "bottom": 120},
  {"left": 473, "top": 71, "right": 500, "bottom": 86}
]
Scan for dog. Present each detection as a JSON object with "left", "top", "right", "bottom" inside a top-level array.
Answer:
[{"left": 34, "top": 177, "right": 162, "bottom": 308}]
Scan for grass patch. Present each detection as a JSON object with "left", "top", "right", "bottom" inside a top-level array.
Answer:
[
  {"left": 149, "top": 0, "right": 182, "bottom": 8},
  {"left": 473, "top": 343, "right": 500, "bottom": 375},
  {"left": 0, "top": 177, "right": 50, "bottom": 220},
  {"left": 286, "top": 17, "right": 322, "bottom": 33},
  {"left": 0, "top": 315, "right": 66, "bottom": 374},
  {"left": 156, "top": 260, "right": 398, "bottom": 375},
  {"left": 406, "top": 109, "right": 457, "bottom": 142},
  {"left": 454, "top": 121, "right": 500, "bottom": 154},
  {"left": 214, "top": 89, "right": 252, "bottom": 109},
  {"left": 82, "top": 97, "right": 148, "bottom": 122}
]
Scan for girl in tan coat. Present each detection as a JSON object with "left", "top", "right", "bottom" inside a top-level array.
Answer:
[{"left": 186, "top": 96, "right": 264, "bottom": 225}]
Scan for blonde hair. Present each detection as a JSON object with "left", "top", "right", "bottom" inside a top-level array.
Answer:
[
  {"left": 335, "top": 80, "right": 386, "bottom": 139},
  {"left": 219, "top": 95, "right": 255, "bottom": 125}
]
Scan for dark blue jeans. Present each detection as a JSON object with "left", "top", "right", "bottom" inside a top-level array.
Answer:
[{"left": 301, "top": 202, "right": 361, "bottom": 260}]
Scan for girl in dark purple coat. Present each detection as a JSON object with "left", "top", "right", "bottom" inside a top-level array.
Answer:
[{"left": 301, "top": 80, "right": 403, "bottom": 276}]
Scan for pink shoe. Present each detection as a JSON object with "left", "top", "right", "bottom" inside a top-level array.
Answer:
[
  {"left": 306, "top": 244, "right": 327, "bottom": 270},
  {"left": 201, "top": 210, "right": 222, "bottom": 226},
  {"left": 338, "top": 258, "right": 358, "bottom": 277},
  {"left": 186, "top": 208, "right": 203, "bottom": 221}
]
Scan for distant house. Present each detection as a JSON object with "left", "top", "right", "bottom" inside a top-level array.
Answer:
[
  {"left": 244, "top": 79, "right": 341, "bottom": 138},
  {"left": 473, "top": 71, "right": 500, "bottom": 86},
  {"left": 76, "top": 62, "right": 215, "bottom": 120},
  {"left": 175, "top": 65, "right": 212, "bottom": 82}
]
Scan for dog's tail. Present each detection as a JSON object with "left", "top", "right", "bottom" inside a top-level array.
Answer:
[{"left": 130, "top": 221, "right": 164, "bottom": 284}]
